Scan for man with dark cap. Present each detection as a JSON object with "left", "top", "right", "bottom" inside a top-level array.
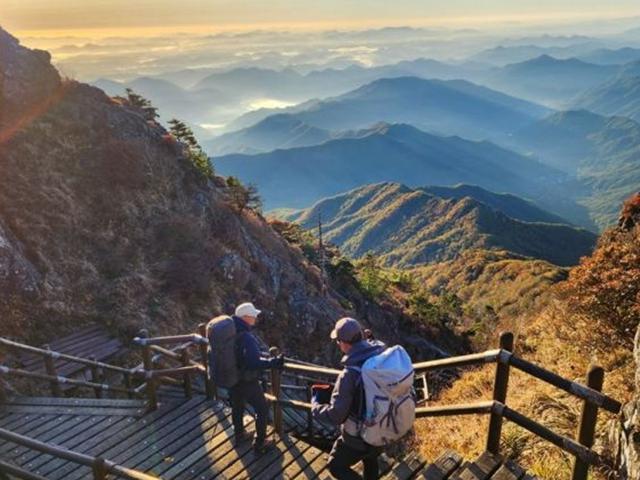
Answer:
[{"left": 312, "top": 317, "right": 386, "bottom": 480}]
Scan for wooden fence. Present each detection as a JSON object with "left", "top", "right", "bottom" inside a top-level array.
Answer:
[
  {"left": 130, "top": 330, "right": 622, "bottom": 480},
  {"left": 0, "top": 427, "right": 158, "bottom": 480},
  {"left": 0, "top": 328, "right": 623, "bottom": 480}
]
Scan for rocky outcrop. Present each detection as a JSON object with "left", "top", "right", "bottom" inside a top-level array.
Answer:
[
  {"left": 0, "top": 221, "right": 41, "bottom": 295},
  {"left": 609, "top": 326, "right": 640, "bottom": 479},
  {"left": 0, "top": 28, "right": 61, "bottom": 127}
]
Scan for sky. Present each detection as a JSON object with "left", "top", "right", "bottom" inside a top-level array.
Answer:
[{"left": 4, "top": 0, "right": 640, "bottom": 37}]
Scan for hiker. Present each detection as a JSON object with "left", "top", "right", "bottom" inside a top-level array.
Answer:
[
  {"left": 313, "top": 318, "right": 416, "bottom": 479},
  {"left": 311, "top": 317, "right": 386, "bottom": 480},
  {"left": 207, "top": 302, "right": 284, "bottom": 454}
]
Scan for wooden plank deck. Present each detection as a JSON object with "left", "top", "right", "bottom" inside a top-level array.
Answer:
[
  {"left": 13, "top": 325, "right": 124, "bottom": 380},
  {"left": 0, "top": 395, "right": 537, "bottom": 480}
]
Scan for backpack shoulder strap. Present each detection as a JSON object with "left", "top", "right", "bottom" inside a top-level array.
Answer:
[{"left": 345, "top": 365, "right": 365, "bottom": 421}]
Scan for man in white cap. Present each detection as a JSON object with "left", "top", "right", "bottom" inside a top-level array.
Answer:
[
  {"left": 312, "top": 317, "right": 386, "bottom": 479},
  {"left": 230, "top": 302, "right": 283, "bottom": 453}
]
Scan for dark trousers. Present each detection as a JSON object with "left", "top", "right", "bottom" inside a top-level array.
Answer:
[
  {"left": 229, "top": 379, "right": 269, "bottom": 443},
  {"left": 328, "top": 436, "right": 381, "bottom": 480}
]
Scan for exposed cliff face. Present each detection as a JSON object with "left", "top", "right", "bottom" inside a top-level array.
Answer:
[
  {"left": 610, "top": 326, "right": 640, "bottom": 479},
  {"left": 0, "top": 28, "right": 332, "bottom": 359},
  {"left": 0, "top": 28, "right": 61, "bottom": 129}
]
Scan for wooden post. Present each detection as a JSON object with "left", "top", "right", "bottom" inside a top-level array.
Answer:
[
  {"left": 92, "top": 457, "right": 107, "bottom": 480},
  {"left": 306, "top": 381, "right": 314, "bottom": 439},
  {"left": 571, "top": 366, "right": 604, "bottom": 480},
  {"left": 43, "top": 346, "right": 61, "bottom": 397},
  {"left": 181, "top": 348, "right": 193, "bottom": 398},
  {"left": 486, "top": 332, "right": 514, "bottom": 454},
  {"left": 139, "top": 330, "right": 158, "bottom": 411},
  {"left": 0, "top": 381, "right": 6, "bottom": 404},
  {"left": 270, "top": 347, "right": 284, "bottom": 436},
  {"left": 198, "top": 323, "right": 215, "bottom": 400},
  {"left": 123, "top": 371, "right": 133, "bottom": 399},
  {"left": 88, "top": 356, "right": 103, "bottom": 399}
]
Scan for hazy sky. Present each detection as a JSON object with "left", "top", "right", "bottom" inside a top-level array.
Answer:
[{"left": 4, "top": 0, "right": 640, "bottom": 35}]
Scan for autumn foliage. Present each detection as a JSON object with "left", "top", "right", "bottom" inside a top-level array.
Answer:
[{"left": 561, "top": 193, "right": 640, "bottom": 348}]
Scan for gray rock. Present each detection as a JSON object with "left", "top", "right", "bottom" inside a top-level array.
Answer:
[
  {"left": 0, "top": 222, "right": 41, "bottom": 295},
  {"left": 0, "top": 27, "right": 61, "bottom": 126},
  {"left": 610, "top": 325, "right": 640, "bottom": 479}
]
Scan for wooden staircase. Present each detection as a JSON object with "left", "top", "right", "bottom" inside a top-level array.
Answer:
[
  {"left": 0, "top": 327, "right": 623, "bottom": 480},
  {"left": 0, "top": 395, "right": 537, "bottom": 480}
]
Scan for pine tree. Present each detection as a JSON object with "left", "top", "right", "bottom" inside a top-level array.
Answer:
[
  {"left": 116, "top": 88, "right": 158, "bottom": 121},
  {"left": 168, "top": 118, "right": 214, "bottom": 179},
  {"left": 226, "top": 176, "right": 262, "bottom": 213}
]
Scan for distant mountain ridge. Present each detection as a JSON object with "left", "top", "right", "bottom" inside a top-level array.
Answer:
[
  {"left": 480, "top": 55, "right": 617, "bottom": 106},
  {"left": 418, "top": 185, "right": 569, "bottom": 225},
  {"left": 286, "top": 183, "right": 595, "bottom": 267},
  {"left": 225, "top": 76, "right": 550, "bottom": 139},
  {"left": 215, "top": 123, "right": 580, "bottom": 221},
  {"left": 573, "top": 71, "right": 640, "bottom": 122},
  {"left": 509, "top": 109, "right": 640, "bottom": 228},
  {"left": 205, "top": 114, "right": 333, "bottom": 155}
]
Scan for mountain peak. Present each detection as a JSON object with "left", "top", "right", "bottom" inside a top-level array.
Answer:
[{"left": 0, "top": 26, "right": 62, "bottom": 127}]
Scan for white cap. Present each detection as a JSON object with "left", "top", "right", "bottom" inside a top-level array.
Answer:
[{"left": 235, "top": 302, "right": 261, "bottom": 318}]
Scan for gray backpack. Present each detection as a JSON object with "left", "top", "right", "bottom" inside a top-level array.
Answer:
[{"left": 207, "top": 315, "right": 240, "bottom": 389}]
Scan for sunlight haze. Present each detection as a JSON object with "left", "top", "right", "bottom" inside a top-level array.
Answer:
[{"left": 4, "top": 0, "right": 640, "bottom": 37}]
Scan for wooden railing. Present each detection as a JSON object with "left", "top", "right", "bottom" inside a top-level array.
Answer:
[
  {"left": 129, "top": 326, "right": 621, "bottom": 480},
  {"left": 268, "top": 332, "right": 620, "bottom": 480},
  {"left": 0, "top": 428, "right": 157, "bottom": 480},
  {"left": 132, "top": 325, "right": 621, "bottom": 480},
  {"left": 7, "top": 325, "right": 616, "bottom": 480},
  {"left": 131, "top": 326, "right": 214, "bottom": 410},
  {"left": 0, "top": 337, "right": 141, "bottom": 399}
]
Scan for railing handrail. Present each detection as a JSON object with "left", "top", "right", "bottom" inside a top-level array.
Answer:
[
  {"left": 0, "top": 427, "right": 158, "bottom": 480},
  {"left": 276, "top": 348, "right": 621, "bottom": 414},
  {"left": 132, "top": 334, "right": 207, "bottom": 347},
  {"left": 0, "top": 459, "right": 48, "bottom": 480},
  {"left": 412, "top": 400, "right": 601, "bottom": 466},
  {"left": 411, "top": 350, "right": 501, "bottom": 372},
  {"left": 0, "top": 337, "right": 131, "bottom": 375},
  {"left": 502, "top": 352, "right": 621, "bottom": 413},
  {"left": 0, "top": 365, "right": 139, "bottom": 396},
  {"left": 131, "top": 328, "right": 622, "bottom": 416}
]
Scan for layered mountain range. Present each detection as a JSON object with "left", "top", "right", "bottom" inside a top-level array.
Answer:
[
  {"left": 216, "top": 122, "right": 593, "bottom": 228},
  {"left": 479, "top": 55, "right": 618, "bottom": 105},
  {"left": 285, "top": 183, "right": 596, "bottom": 267},
  {"left": 509, "top": 109, "right": 640, "bottom": 228},
  {"left": 225, "top": 76, "right": 550, "bottom": 138}
]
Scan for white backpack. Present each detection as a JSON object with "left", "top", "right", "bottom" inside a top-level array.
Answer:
[{"left": 350, "top": 345, "right": 416, "bottom": 447}]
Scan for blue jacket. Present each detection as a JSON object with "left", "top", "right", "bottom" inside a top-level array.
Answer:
[{"left": 233, "top": 316, "right": 275, "bottom": 377}]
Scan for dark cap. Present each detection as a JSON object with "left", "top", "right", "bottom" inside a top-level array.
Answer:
[{"left": 330, "top": 317, "right": 363, "bottom": 343}]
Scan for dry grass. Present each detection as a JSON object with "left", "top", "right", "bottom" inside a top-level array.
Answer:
[{"left": 414, "top": 300, "right": 634, "bottom": 479}]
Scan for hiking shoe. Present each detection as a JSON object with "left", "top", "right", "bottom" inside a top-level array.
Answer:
[
  {"left": 253, "top": 439, "right": 275, "bottom": 454},
  {"left": 234, "top": 430, "right": 254, "bottom": 445}
]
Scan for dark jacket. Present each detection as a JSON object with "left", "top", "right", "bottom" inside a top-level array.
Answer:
[
  {"left": 233, "top": 316, "right": 275, "bottom": 381},
  {"left": 312, "top": 339, "right": 386, "bottom": 449}
]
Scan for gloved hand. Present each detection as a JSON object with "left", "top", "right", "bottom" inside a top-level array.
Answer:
[
  {"left": 270, "top": 354, "right": 285, "bottom": 370},
  {"left": 311, "top": 384, "right": 332, "bottom": 404}
]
